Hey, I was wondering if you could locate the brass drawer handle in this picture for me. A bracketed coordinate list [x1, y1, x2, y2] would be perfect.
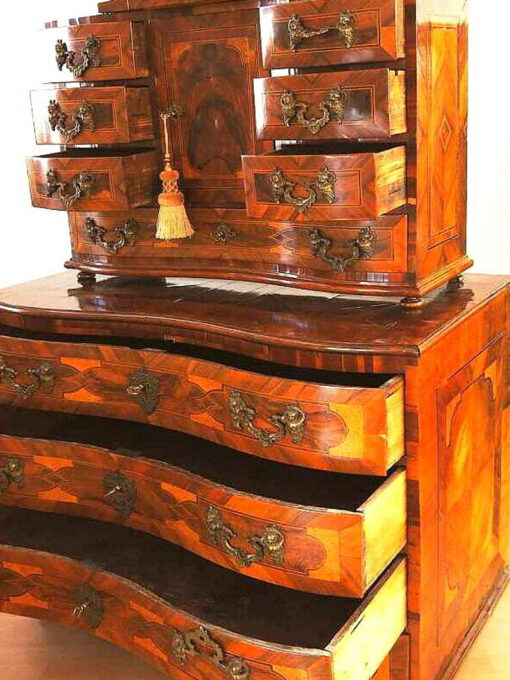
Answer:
[270, 166, 336, 214]
[126, 369, 160, 415]
[48, 100, 96, 143]
[0, 458, 25, 496]
[0, 355, 56, 400]
[55, 35, 102, 78]
[45, 169, 96, 209]
[72, 584, 104, 629]
[168, 625, 251, 680]
[103, 471, 137, 517]
[288, 11, 356, 52]
[211, 223, 236, 244]
[229, 390, 306, 447]
[308, 226, 377, 272]
[280, 87, 348, 135]
[85, 217, 139, 254]
[206, 505, 285, 568]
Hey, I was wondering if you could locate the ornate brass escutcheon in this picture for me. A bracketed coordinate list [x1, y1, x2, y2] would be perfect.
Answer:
[211, 223, 236, 244]
[45, 169, 96, 209]
[206, 505, 285, 568]
[270, 166, 336, 214]
[72, 584, 105, 629]
[55, 35, 102, 78]
[228, 390, 306, 447]
[48, 100, 96, 143]
[85, 217, 139, 254]
[308, 226, 377, 272]
[0, 355, 56, 400]
[168, 625, 251, 680]
[103, 471, 137, 517]
[0, 458, 25, 496]
[280, 86, 348, 135]
[126, 369, 160, 415]
[288, 11, 356, 52]
[165, 104, 185, 120]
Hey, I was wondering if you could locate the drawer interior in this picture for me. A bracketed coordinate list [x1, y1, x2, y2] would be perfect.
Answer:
[0, 506, 399, 649]
[30, 148, 155, 160]
[0, 405, 388, 511]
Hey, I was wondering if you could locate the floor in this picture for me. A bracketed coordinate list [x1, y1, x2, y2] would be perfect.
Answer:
[1, 587, 509, 679]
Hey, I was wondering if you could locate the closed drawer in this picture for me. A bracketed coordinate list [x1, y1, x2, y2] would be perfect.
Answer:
[68, 209, 409, 286]
[27, 149, 157, 212]
[242, 146, 406, 221]
[39, 21, 148, 83]
[261, 0, 405, 70]
[31, 87, 154, 146]
[1, 509, 407, 680]
[0, 406, 406, 597]
[0, 334, 404, 475]
[255, 69, 406, 141]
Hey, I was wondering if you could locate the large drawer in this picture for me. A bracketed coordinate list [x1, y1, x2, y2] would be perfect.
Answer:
[27, 149, 157, 212]
[31, 87, 154, 146]
[0, 406, 406, 597]
[0, 508, 407, 680]
[261, 0, 405, 70]
[242, 146, 406, 221]
[39, 21, 148, 83]
[0, 334, 404, 475]
[254, 69, 406, 141]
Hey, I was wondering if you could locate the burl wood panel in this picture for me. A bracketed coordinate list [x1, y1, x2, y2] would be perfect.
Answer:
[149, 10, 270, 207]
[0, 335, 404, 475]
[0, 431, 406, 597]
[31, 87, 154, 146]
[27, 150, 157, 212]
[39, 21, 148, 83]
[260, 0, 405, 70]
[67, 208, 409, 291]
[0, 542, 406, 680]
[242, 147, 406, 221]
[254, 69, 406, 141]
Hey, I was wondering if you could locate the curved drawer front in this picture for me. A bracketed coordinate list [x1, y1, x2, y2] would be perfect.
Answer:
[0, 430, 406, 596]
[0, 335, 404, 475]
[261, 0, 405, 70]
[31, 87, 154, 146]
[39, 21, 148, 83]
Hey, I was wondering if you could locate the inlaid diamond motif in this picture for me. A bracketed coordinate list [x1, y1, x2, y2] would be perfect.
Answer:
[439, 115, 453, 151]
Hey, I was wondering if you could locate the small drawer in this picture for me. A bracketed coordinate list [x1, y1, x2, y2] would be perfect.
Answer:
[27, 149, 157, 212]
[39, 21, 148, 83]
[1, 508, 407, 680]
[31, 87, 154, 146]
[242, 146, 406, 221]
[0, 406, 406, 597]
[254, 69, 406, 141]
[0, 333, 404, 475]
[261, 0, 405, 70]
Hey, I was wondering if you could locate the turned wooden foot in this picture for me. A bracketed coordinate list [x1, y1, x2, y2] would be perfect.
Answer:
[77, 272, 96, 287]
[447, 274, 465, 291]
[400, 296, 423, 310]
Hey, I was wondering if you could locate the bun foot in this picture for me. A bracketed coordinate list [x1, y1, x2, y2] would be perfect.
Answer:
[77, 272, 96, 287]
[447, 275, 465, 291]
[400, 296, 423, 310]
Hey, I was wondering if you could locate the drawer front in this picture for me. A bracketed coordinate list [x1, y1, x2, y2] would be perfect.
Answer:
[261, 0, 405, 70]
[255, 69, 406, 141]
[0, 336, 404, 475]
[242, 148, 406, 221]
[31, 87, 154, 146]
[40, 21, 148, 83]
[27, 151, 157, 211]
[0, 433, 406, 597]
[68, 209, 409, 285]
[0, 544, 406, 680]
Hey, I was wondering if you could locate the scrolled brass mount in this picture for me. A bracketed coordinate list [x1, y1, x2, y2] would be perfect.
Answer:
[168, 624, 251, 680]
[0, 355, 56, 400]
[288, 10, 356, 52]
[85, 217, 139, 254]
[103, 471, 137, 517]
[308, 226, 377, 272]
[280, 86, 348, 135]
[0, 458, 25, 496]
[206, 505, 285, 568]
[72, 584, 104, 629]
[48, 100, 96, 142]
[228, 390, 306, 447]
[165, 104, 185, 120]
[55, 35, 102, 78]
[270, 166, 336, 214]
[45, 169, 96, 209]
[211, 223, 236, 243]
[126, 369, 160, 415]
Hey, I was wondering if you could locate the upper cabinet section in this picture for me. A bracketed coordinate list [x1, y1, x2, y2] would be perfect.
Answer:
[260, 0, 405, 69]
[39, 21, 149, 83]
